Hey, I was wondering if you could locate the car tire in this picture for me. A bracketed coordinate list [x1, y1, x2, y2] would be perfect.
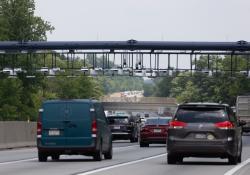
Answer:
[238, 140, 242, 163]
[104, 142, 113, 160]
[167, 154, 177, 164]
[38, 151, 47, 162]
[238, 153, 242, 163]
[228, 155, 238, 165]
[140, 142, 149, 147]
[176, 156, 183, 164]
[135, 137, 138, 142]
[93, 143, 103, 161]
[51, 154, 60, 161]
[139, 141, 145, 147]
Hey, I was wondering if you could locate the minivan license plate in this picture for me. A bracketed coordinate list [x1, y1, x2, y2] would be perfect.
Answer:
[49, 130, 60, 136]
[195, 134, 206, 139]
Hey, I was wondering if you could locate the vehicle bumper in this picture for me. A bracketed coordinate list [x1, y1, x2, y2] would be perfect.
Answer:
[242, 126, 250, 132]
[141, 136, 167, 144]
[167, 139, 236, 157]
[37, 138, 97, 156]
[112, 132, 131, 140]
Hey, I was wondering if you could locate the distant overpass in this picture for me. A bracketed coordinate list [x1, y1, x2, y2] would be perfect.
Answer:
[101, 97, 177, 114]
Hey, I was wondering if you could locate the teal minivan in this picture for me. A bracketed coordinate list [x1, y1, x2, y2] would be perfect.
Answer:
[37, 99, 112, 162]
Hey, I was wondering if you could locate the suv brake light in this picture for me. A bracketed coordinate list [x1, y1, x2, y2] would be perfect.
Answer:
[215, 121, 234, 129]
[169, 121, 187, 129]
[92, 119, 97, 137]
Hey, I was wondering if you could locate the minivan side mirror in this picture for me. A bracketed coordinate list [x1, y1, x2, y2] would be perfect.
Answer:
[239, 120, 247, 127]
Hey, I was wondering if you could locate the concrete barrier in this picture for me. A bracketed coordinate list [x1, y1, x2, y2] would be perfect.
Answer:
[0, 121, 36, 149]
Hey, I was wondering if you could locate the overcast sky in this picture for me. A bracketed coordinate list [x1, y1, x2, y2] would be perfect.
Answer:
[35, 0, 250, 42]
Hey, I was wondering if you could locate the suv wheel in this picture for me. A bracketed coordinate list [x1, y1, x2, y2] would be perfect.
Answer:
[38, 151, 47, 162]
[228, 155, 238, 165]
[238, 140, 242, 163]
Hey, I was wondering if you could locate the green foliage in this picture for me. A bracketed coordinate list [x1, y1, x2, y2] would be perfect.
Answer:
[0, 79, 22, 120]
[143, 83, 155, 97]
[154, 55, 250, 105]
[45, 76, 103, 99]
[0, 0, 54, 41]
[97, 77, 144, 94]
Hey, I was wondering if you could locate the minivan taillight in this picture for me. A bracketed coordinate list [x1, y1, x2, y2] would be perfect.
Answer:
[169, 121, 187, 129]
[215, 121, 234, 130]
[37, 113, 42, 138]
[92, 119, 97, 137]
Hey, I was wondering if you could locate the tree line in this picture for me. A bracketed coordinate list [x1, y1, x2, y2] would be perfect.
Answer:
[0, 0, 143, 121]
[144, 55, 250, 106]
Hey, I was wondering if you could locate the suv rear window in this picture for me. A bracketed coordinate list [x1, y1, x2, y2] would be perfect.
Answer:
[175, 107, 228, 123]
[107, 116, 129, 125]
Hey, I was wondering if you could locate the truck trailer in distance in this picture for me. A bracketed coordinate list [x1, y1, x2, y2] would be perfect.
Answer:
[236, 96, 250, 132]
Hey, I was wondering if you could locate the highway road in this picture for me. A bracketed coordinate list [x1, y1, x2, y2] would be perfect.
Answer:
[0, 136, 250, 175]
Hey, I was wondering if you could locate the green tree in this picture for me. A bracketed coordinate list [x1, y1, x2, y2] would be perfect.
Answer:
[0, 78, 23, 120]
[0, 0, 54, 41]
[0, 0, 54, 121]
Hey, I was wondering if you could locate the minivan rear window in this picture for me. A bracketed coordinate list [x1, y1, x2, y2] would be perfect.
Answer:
[43, 102, 90, 120]
[175, 108, 227, 123]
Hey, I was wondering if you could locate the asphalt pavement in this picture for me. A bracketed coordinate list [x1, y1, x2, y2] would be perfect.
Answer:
[0, 137, 250, 175]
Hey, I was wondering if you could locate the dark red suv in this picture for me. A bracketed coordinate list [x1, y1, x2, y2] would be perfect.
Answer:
[139, 117, 172, 147]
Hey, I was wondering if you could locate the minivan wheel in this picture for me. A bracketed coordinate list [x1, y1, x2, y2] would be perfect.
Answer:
[51, 154, 60, 161]
[176, 156, 183, 164]
[38, 151, 47, 162]
[228, 155, 238, 165]
[238, 153, 242, 163]
[167, 154, 177, 164]
[104, 144, 113, 159]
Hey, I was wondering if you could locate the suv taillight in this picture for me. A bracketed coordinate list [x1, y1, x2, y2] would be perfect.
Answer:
[215, 121, 234, 129]
[169, 121, 187, 129]
[37, 113, 42, 137]
[92, 119, 97, 137]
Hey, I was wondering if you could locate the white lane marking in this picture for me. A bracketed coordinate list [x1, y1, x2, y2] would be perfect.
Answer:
[113, 145, 138, 150]
[224, 158, 250, 175]
[0, 158, 37, 166]
[0, 145, 138, 165]
[77, 153, 167, 175]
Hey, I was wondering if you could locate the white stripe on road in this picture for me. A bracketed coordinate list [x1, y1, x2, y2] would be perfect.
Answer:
[0, 145, 138, 165]
[77, 153, 167, 175]
[113, 145, 138, 150]
[0, 158, 37, 166]
[224, 158, 250, 175]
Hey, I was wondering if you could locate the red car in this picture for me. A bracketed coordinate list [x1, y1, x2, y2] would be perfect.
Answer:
[139, 117, 172, 147]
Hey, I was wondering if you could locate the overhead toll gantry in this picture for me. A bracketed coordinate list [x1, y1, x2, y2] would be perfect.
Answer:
[0, 40, 250, 78]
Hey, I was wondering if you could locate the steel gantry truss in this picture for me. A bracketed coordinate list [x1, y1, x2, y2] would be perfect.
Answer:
[0, 40, 250, 78]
